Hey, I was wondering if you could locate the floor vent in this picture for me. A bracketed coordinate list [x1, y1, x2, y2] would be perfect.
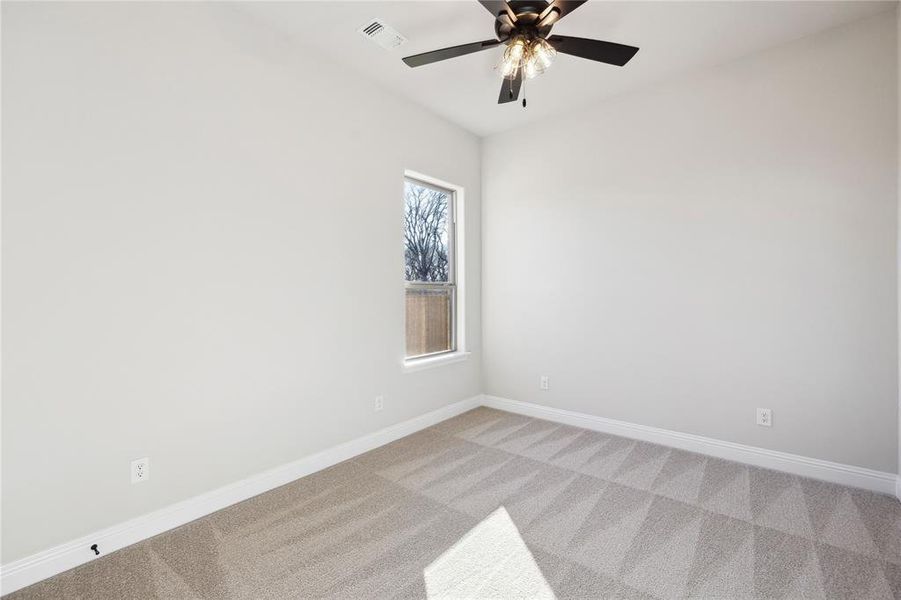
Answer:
[358, 19, 407, 50]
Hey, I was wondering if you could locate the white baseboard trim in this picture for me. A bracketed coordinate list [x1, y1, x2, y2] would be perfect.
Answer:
[0, 395, 481, 596]
[4, 393, 897, 595]
[481, 395, 899, 497]
[896, 475, 901, 502]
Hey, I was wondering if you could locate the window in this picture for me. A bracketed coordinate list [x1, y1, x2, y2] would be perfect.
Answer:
[404, 175, 459, 361]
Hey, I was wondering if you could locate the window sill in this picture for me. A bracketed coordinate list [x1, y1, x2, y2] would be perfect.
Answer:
[402, 351, 471, 373]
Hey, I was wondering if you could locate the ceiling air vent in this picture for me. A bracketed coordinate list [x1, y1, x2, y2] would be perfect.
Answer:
[358, 19, 407, 50]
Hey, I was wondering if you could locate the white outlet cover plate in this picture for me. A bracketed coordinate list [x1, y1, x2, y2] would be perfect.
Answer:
[131, 457, 149, 483]
[756, 408, 772, 427]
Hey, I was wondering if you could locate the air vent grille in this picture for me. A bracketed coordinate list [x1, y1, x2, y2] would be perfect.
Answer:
[362, 22, 384, 36]
[358, 18, 407, 50]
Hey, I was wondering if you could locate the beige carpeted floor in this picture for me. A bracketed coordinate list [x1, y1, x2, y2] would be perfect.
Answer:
[6, 407, 901, 599]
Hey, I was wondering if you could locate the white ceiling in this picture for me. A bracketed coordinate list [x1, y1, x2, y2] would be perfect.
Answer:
[235, 1, 894, 137]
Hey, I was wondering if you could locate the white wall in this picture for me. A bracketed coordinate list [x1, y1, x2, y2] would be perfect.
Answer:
[1, 2, 481, 563]
[897, 4, 901, 485]
[483, 13, 898, 473]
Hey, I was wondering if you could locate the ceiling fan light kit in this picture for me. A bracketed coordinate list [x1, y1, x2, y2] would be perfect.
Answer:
[401, 1, 639, 106]
[501, 36, 556, 81]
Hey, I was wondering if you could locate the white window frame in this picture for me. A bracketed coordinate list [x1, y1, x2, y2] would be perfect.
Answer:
[403, 170, 469, 372]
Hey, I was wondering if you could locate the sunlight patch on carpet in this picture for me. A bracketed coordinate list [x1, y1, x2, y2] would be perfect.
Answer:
[423, 506, 555, 599]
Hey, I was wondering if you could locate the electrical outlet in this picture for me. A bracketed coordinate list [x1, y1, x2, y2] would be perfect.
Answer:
[374, 395, 384, 412]
[131, 457, 149, 484]
[756, 408, 772, 427]
[539, 376, 549, 391]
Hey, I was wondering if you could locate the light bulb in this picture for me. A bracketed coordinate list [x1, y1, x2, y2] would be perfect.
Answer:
[501, 57, 518, 78]
[500, 36, 526, 79]
[507, 37, 526, 62]
[531, 38, 556, 71]
[523, 55, 538, 79]
[501, 47, 519, 77]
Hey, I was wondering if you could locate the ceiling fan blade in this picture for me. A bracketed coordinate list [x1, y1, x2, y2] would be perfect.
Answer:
[538, 1, 587, 26]
[547, 35, 639, 66]
[477, 0, 517, 22]
[403, 39, 502, 68]
[498, 71, 523, 104]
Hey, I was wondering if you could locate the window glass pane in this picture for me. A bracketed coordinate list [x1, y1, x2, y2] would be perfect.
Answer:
[404, 180, 450, 283]
[405, 286, 453, 357]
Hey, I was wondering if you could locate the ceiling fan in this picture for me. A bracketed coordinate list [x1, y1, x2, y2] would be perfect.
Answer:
[402, 1, 639, 106]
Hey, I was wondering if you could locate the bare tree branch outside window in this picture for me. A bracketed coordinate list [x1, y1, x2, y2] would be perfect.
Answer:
[404, 181, 449, 282]
[404, 177, 456, 358]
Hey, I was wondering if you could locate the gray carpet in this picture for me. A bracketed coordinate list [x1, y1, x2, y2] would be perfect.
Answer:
[6, 407, 901, 599]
